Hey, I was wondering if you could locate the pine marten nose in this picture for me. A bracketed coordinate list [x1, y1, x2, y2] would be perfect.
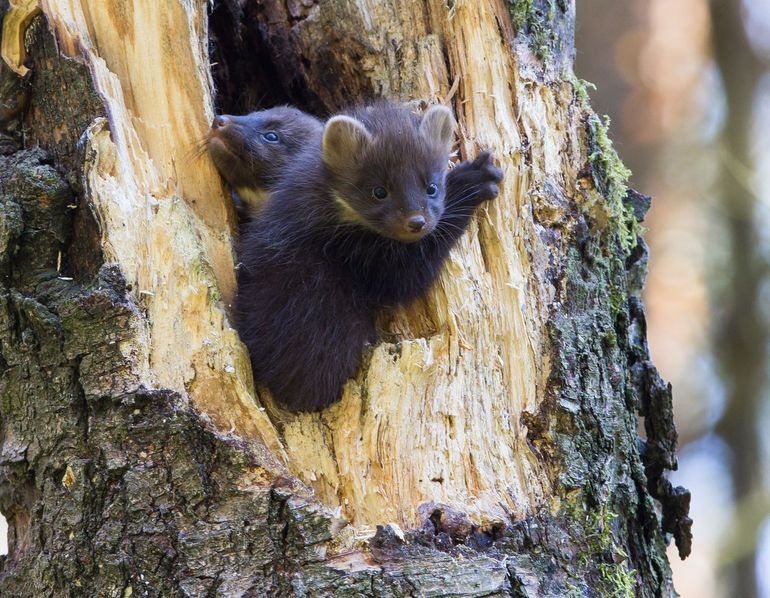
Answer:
[406, 215, 426, 232]
[212, 115, 231, 130]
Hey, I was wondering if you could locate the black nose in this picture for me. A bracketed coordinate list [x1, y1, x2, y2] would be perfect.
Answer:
[406, 215, 426, 232]
[212, 115, 230, 129]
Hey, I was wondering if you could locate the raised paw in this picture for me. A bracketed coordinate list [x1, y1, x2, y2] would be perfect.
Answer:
[447, 150, 503, 206]
[469, 151, 503, 201]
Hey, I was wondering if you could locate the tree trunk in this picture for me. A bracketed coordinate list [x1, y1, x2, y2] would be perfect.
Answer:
[0, 1, 690, 596]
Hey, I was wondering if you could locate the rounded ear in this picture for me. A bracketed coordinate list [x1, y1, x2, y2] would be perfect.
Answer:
[419, 105, 456, 151]
[322, 115, 372, 172]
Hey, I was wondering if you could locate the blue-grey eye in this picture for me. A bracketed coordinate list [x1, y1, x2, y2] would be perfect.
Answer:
[426, 183, 438, 197]
[372, 186, 388, 200]
[261, 131, 280, 143]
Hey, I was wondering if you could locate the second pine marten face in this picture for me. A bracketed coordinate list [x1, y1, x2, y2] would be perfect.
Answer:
[208, 106, 322, 207]
[321, 104, 455, 243]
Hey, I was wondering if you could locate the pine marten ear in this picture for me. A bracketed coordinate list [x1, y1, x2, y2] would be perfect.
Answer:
[322, 115, 372, 172]
[419, 105, 455, 152]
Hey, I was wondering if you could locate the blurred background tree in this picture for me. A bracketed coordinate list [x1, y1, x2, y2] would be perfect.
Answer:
[576, 0, 770, 596]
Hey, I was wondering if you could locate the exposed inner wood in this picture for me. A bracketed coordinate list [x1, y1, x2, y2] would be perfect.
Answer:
[1, 0, 582, 528]
[4, 0, 289, 468]
[1, 0, 41, 76]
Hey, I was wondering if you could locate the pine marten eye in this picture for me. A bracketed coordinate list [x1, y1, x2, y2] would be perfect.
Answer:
[260, 131, 280, 144]
[426, 183, 438, 197]
[372, 186, 388, 200]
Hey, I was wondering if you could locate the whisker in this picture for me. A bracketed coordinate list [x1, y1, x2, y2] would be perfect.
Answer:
[180, 136, 212, 165]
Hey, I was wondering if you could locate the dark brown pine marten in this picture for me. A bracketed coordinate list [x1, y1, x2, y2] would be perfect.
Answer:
[236, 102, 503, 412]
[207, 106, 323, 215]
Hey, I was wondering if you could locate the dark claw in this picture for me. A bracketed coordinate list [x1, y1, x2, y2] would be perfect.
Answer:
[445, 150, 504, 207]
[466, 151, 503, 202]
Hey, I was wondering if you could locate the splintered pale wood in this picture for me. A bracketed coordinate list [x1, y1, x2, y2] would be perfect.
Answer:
[1, 0, 287, 465]
[269, 0, 577, 527]
[1, 0, 41, 76]
[2, 0, 579, 528]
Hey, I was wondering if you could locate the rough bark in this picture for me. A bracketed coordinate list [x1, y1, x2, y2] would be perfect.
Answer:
[0, 1, 689, 596]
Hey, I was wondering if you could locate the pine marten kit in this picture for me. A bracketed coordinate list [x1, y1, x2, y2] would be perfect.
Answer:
[208, 101, 502, 411]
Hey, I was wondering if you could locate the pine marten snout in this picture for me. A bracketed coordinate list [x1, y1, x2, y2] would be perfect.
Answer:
[207, 106, 322, 214]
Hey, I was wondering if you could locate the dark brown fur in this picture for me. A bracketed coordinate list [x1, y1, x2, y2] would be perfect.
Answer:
[236, 102, 502, 411]
[207, 106, 323, 214]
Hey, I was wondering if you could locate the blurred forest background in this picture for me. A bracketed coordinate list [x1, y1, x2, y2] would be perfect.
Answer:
[576, 0, 770, 596]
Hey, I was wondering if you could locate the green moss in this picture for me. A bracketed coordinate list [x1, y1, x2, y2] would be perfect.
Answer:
[587, 114, 638, 253]
[558, 502, 638, 597]
[564, 582, 585, 598]
[507, 0, 558, 60]
[602, 329, 618, 348]
[588, 114, 632, 199]
[568, 75, 640, 255]
[509, 0, 534, 29]
[598, 562, 637, 598]
[608, 269, 626, 317]
[569, 75, 596, 104]
[587, 506, 617, 552]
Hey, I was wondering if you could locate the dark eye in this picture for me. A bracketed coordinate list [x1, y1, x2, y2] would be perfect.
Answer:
[426, 183, 438, 197]
[261, 131, 280, 144]
[372, 186, 388, 200]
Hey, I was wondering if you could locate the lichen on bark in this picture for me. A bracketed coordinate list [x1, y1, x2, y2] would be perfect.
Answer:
[507, 0, 573, 68]
[522, 134, 683, 596]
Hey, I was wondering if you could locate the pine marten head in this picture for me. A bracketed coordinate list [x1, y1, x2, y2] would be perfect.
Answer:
[208, 106, 322, 206]
[321, 103, 455, 243]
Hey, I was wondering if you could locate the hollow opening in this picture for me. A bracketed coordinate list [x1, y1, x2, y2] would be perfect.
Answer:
[208, 1, 323, 115]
